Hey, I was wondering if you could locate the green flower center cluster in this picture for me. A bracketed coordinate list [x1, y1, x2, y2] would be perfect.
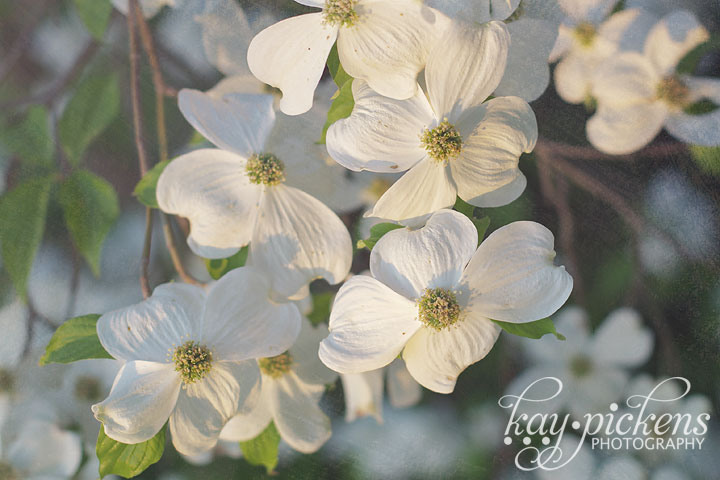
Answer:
[173, 341, 213, 384]
[656, 75, 690, 107]
[258, 353, 293, 378]
[75, 376, 103, 402]
[246, 153, 286, 186]
[418, 288, 461, 331]
[421, 120, 463, 163]
[0, 368, 14, 393]
[570, 355, 593, 378]
[323, 0, 359, 27]
[0, 462, 19, 480]
[574, 22, 597, 47]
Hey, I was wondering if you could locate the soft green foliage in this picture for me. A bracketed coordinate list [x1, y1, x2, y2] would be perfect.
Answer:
[308, 291, 334, 326]
[240, 422, 281, 474]
[59, 170, 120, 276]
[59, 73, 120, 166]
[0, 106, 54, 171]
[327, 45, 352, 88]
[97, 424, 166, 478]
[356, 222, 404, 250]
[0, 176, 53, 299]
[684, 99, 719, 116]
[319, 45, 354, 143]
[453, 197, 491, 245]
[74, 0, 112, 40]
[690, 145, 720, 176]
[40, 314, 113, 365]
[134, 159, 171, 208]
[676, 34, 720, 74]
[492, 318, 565, 340]
[204, 246, 249, 279]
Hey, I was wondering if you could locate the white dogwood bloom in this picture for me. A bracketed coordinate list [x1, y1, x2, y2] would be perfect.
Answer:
[550, 2, 656, 104]
[92, 267, 301, 456]
[505, 306, 653, 419]
[220, 318, 337, 453]
[247, 0, 446, 115]
[319, 210, 573, 393]
[157, 92, 352, 300]
[327, 21, 538, 225]
[588, 10, 719, 154]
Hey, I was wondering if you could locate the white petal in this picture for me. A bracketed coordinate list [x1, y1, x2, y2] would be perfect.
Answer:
[370, 209, 478, 299]
[666, 78, 720, 146]
[6, 421, 82, 477]
[587, 103, 667, 155]
[553, 53, 594, 104]
[319, 275, 420, 373]
[202, 267, 302, 361]
[461, 221, 573, 323]
[645, 10, 710, 76]
[92, 361, 181, 444]
[170, 360, 260, 456]
[340, 370, 384, 423]
[337, 1, 441, 100]
[594, 7, 657, 55]
[590, 308, 653, 367]
[556, 0, 616, 24]
[219, 386, 273, 442]
[326, 79, 434, 173]
[248, 13, 338, 115]
[451, 96, 536, 207]
[294, 0, 324, 7]
[178, 89, 275, 157]
[156, 149, 262, 259]
[365, 158, 457, 224]
[386, 358, 422, 408]
[290, 318, 339, 386]
[591, 52, 659, 106]
[97, 283, 205, 362]
[495, 18, 557, 101]
[403, 316, 500, 393]
[425, 20, 510, 119]
[250, 185, 352, 299]
[523, 306, 590, 363]
[270, 372, 331, 453]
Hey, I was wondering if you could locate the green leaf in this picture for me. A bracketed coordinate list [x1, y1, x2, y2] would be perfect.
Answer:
[308, 292, 334, 326]
[39, 314, 112, 365]
[0, 176, 53, 299]
[356, 222, 403, 250]
[676, 34, 720, 74]
[74, 0, 112, 40]
[59, 73, 120, 166]
[204, 247, 249, 280]
[97, 424, 165, 478]
[453, 197, 491, 245]
[326, 44, 352, 88]
[690, 145, 720, 176]
[59, 170, 120, 276]
[133, 159, 171, 208]
[318, 78, 354, 144]
[0, 106, 54, 171]
[492, 318, 565, 341]
[240, 422, 281, 474]
[683, 99, 719, 116]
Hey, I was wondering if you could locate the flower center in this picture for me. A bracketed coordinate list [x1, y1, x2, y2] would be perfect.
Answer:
[0, 462, 19, 480]
[418, 288, 461, 331]
[0, 368, 14, 393]
[258, 353, 293, 378]
[574, 22, 596, 47]
[173, 341, 213, 384]
[570, 355, 593, 378]
[420, 120, 463, 163]
[656, 75, 690, 107]
[75, 376, 103, 402]
[246, 153, 286, 186]
[323, 0, 359, 27]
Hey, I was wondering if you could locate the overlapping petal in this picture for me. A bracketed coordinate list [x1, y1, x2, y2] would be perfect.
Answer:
[219, 387, 273, 442]
[590, 308, 653, 368]
[644, 10, 709, 76]
[591, 52, 658, 106]
[341, 370, 384, 422]
[587, 103, 667, 155]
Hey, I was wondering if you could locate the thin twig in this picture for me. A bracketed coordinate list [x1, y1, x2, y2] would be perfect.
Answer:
[135, 10, 178, 98]
[162, 215, 200, 285]
[141, 208, 155, 298]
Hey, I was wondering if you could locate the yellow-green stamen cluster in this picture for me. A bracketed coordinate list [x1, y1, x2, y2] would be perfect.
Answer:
[574, 22, 596, 47]
[173, 341, 213, 384]
[323, 0, 359, 27]
[0, 368, 14, 393]
[420, 120, 463, 163]
[75, 376, 102, 402]
[0, 462, 19, 480]
[418, 288, 461, 331]
[258, 353, 293, 378]
[570, 355, 593, 377]
[246, 153, 286, 186]
[656, 76, 690, 107]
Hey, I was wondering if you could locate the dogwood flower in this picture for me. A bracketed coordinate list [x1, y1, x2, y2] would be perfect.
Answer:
[157, 92, 352, 300]
[504, 306, 653, 418]
[327, 21, 538, 225]
[247, 0, 445, 115]
[220, 318, 337, 453]
[92, 267, 301, 456]
[588, 10, 719, 154]
[550, 2, 656, 104]
[319, 210, 573, 393]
